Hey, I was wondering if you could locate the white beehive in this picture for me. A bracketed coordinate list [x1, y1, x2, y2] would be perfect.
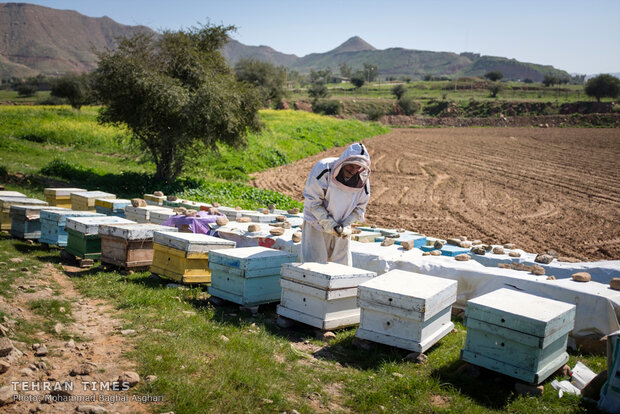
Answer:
[125, 205, 171, 223]
[277, 262, 376, 330]
[355, 270, 457, 353]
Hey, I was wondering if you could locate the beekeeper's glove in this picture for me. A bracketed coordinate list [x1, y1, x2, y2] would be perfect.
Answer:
[339, 226, 352, 238]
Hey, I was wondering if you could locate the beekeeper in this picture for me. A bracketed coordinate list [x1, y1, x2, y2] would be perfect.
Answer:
[301, 142, 371, 266]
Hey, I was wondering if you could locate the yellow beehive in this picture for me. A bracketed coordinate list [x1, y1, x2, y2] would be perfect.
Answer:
[44, 188, 86, 208]
[71, 191, 115, 211]
[150, 243, 211, 283]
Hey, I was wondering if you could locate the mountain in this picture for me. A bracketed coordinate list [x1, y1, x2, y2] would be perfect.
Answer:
[0, 3, 572, 82]
[0, 2, 153, 78]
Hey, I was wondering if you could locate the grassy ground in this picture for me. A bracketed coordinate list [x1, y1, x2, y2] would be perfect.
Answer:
[0, 105, 608, 413]
[0, 235, 606, 413]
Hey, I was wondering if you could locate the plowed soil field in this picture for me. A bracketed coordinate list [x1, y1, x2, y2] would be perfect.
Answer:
[251, 127, 620, 261]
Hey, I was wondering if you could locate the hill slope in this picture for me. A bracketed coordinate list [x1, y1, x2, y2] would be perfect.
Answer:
[0, 3, 571, 81]
[0, 2, 153, 77]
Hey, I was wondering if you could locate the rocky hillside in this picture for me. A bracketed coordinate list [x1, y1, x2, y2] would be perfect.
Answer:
[1, 3, 571, 82]
[0, 2, 153, 78]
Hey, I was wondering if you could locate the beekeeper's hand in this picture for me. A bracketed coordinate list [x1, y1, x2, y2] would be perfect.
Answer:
[339, 226, 352, 238]
[318, 217, 338, 234]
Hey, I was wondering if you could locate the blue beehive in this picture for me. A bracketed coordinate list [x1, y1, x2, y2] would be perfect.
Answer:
[208, 246, 297, 306]
[40, 210, 104, 246]
[461, 288, 575, 384]
[9, 206, 68, 240]
[420, 244, 471, 257]
[375, 233, 427, 248]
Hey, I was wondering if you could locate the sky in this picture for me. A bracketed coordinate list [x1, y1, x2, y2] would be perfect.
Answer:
[12, 0, 620, 75]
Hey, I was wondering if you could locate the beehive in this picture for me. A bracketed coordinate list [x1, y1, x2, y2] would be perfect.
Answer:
[355, 270, 457, 353]
[180, 200, 211, 211]
[208, 246, 298, 306]
[0, 196, 47, 231]
[95, 198, 131, 217]
[461, 288, 576, 384]
[240, 211, 279, 223]
[216, 206, 246, 221]
[351, 231, 381, 242]
[99, 223, 175, 269]
[375, 233, 427, 248]
[420, 244, 471, 257]
[64, 216, 134, 259]
[124, 205, 172, 223]
[277, 262, 377, 330]
[43, 188, 86, 208]
[39, 210, 104, 246]
[70, 191, 115, 211]
[143, 193, 166, 206]
[9, 206, 69, 240]
[148, 208, 176, 225]
[0, 191, 26, 198]
[150, 231, 235, 284]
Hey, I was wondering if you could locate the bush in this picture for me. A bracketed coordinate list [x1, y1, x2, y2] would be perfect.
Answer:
[312, 100, 342, 115]
[0, 165, 7, 179]
[391, 84, 406, 99]
[397, 96, 421, 115]
[366, 107, 385, 121]
[423, 100, 451, 116]
[488, 83, 502, 98]
[16, 84, 37, 97]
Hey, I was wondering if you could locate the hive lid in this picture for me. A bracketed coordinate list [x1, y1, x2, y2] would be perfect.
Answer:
[65, 216, 135, 235]
[208, 246, 297, 270]
[466, 288, 576, 338]
[40, 210, 104, 223]
[71, 191, 116, 199]
[0, 197, 48, 211]
[153, 231, 235, 253]
[0, 191, 26, 198]
[281, 262, 376, 290]
[43, 188, 86, 197]
[98, 223, 176, 239]
[94, 198, 131, 209]
[9, 205, 69, 218]
[358, 270, 457, 319]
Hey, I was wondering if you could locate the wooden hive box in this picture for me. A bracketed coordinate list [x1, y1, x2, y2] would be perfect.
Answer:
[461, 288, 576, 384]
[98, 223, 176, 269]
[70, 191, 116, 211]
[355, 270, 457, 353]
[65, 216, 134, 260]
[180, 200, 211, 211]
[40, 210, 104, 246]
[207, 246, 298, 306]
[44, 188, 86, 208]
[95, 198, 131, 217]
[375, 233, 427, 248]
[420, 244, 471, 257]
[0, 191, 26, 198]
[151, 231, 235, 284]
[0, 197, 47, 231]
[124, 205, 170, 223]
[148, 208, 175, 225]
[143, 193, 166, 206]
[240, 211, 279, 223]
[9, 206, 69, 240]
[277, 262, 377, 330]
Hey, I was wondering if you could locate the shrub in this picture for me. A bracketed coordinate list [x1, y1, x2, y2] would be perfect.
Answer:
[0, 165, 7, 178]
[391, 84, 406, 99]
[423, 100, 450, 116]
[312, 100, 342, 115]
[16, 84, 37, 97]
[488, 83, 502, 98]
[397, 96, 421, 115]
[366, 107, 385, 121]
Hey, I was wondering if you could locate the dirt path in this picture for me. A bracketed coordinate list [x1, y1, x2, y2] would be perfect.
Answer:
[0, 261, 150, 413]
[250, 127, 620, 261]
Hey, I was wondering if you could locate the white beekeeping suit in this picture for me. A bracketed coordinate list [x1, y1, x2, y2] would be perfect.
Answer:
[301, 142, 371, 266]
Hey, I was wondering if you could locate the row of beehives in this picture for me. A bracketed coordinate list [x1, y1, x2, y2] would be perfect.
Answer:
[1, 188, 579, 385]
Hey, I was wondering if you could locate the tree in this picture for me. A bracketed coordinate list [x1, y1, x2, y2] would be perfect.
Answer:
[391, 84, 406, 99]
[16, 83, 37, 97]
[51, 73, 91, 109]
[484, 71, 503, 82]
[234, 58, 287, 107]
[308, 83, 329, 99]
[542, 75, 559, 87]
[488, 83, 502, 98]
[339, 62, 352, 79]
[350, 74, 365, 89]
[397, 96, 420, 115]
[93, 24, 262, 182]
[584, 74, 620, 102]
[363, 63, 378, 82]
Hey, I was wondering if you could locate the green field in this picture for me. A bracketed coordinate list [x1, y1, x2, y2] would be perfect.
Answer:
[0, 106, 607, 413]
